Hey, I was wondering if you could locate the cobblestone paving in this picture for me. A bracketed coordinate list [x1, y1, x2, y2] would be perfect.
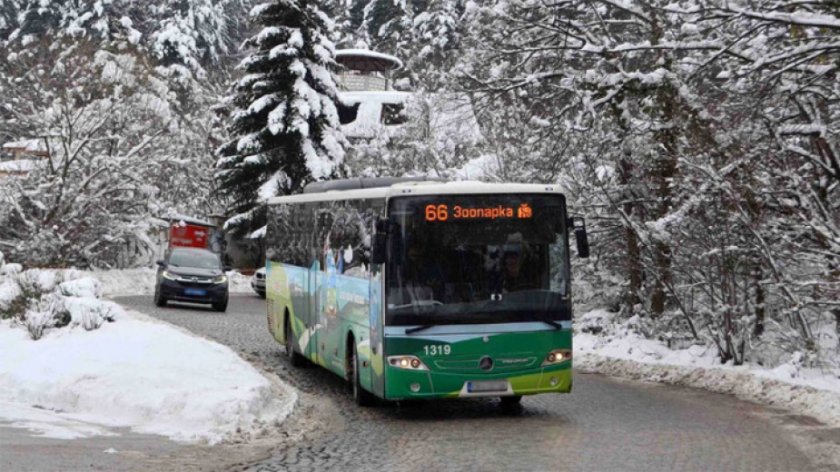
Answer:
[117, 295, 830, 472]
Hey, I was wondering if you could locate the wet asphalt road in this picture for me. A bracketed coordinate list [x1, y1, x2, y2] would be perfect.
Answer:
[116, 294, 837, 472]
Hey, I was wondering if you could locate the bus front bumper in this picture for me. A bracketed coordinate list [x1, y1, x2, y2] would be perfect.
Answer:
[384, 363, 572, 400]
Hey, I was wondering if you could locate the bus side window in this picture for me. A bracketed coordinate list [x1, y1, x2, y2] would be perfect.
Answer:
[315, 201, 336, 272]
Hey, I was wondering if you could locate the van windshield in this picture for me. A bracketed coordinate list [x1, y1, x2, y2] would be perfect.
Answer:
[169, 249, 221, 270]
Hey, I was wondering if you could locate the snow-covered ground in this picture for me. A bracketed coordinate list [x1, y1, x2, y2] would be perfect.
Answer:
[575, 308, 840, 427]
[0, 256, 293, 444]
[0, 309, 295, 443]
[93, 267, 254, 297]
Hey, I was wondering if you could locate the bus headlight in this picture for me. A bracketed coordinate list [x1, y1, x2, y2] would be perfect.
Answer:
[387, 355, 429, 371]
[542, 349, 572, 366]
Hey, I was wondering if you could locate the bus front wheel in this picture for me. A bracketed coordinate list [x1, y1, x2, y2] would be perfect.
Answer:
[500, 395, 522, 407]
[350, 344, 376, 407]
[285, 315, 306, 367]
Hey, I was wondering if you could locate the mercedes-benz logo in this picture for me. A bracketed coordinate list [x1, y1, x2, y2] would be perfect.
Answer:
[479, 356, 494, 371]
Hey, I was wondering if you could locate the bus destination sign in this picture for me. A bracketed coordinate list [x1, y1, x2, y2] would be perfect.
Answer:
[424, 203, 533, 222]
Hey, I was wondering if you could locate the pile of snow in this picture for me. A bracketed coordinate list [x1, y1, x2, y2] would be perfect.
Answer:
[92, 267, 253, 297]
[0, 308, 295, 443]
[0, 251, 295, 443]
[575, 309, 840, 426]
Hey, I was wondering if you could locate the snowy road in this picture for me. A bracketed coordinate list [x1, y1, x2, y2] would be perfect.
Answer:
[116, 294, 837, 472]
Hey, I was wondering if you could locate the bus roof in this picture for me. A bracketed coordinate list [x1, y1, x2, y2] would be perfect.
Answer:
[267, 181, 564, 205]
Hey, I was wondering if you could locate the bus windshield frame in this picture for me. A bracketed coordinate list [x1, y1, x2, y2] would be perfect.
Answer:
[385, 193, 570, 327]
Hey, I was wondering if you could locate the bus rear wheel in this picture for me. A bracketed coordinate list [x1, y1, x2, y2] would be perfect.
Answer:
[349, 344, 376, 407]
[285, 315, 306, 367]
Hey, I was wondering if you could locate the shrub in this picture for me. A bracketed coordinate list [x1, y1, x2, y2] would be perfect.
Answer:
[0, 252, 120, 339]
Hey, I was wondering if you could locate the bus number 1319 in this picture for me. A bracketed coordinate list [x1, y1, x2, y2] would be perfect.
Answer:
[424, 344, 451, 356]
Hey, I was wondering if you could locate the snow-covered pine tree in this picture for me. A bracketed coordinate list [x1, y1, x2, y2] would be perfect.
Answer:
[216, 0, 346, 236]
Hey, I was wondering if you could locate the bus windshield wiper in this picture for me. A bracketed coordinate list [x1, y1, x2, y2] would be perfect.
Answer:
[405, 324, 436, 335]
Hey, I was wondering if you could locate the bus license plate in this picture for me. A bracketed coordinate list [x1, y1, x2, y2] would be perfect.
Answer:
[184, 288, 206, 297]
[467, 380, 508, 393]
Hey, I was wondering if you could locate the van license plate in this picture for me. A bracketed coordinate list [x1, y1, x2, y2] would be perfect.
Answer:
[184, 288, 206, 296]
[467, 380, 508, 393]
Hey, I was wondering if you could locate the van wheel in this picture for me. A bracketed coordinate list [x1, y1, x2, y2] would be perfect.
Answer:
[285, 315, 306, 367]
[349, 344, 376, 407]
[212, 299, 227, 312]
[154, 288, 167, 307]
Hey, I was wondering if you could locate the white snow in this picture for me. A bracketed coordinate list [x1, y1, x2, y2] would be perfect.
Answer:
[0, 310, 295, 443]
[0, 159, 39, 173]
[163, 213, 216, 228]
[338, 91, 411, 139]
[0, 279, 21, 311]
[453, 154, 500, 180]
[335, 49, 403, 70]
[576, 308, 840, 426]
[0, 401, 117, 440]
[2, 139, 47, 153]
[92, 268, 254, 297]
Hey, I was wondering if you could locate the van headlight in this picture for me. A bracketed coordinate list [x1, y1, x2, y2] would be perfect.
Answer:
[162, 270, 178, 281]
[213, 275, 228, 284]
[542, 349, 572, 366]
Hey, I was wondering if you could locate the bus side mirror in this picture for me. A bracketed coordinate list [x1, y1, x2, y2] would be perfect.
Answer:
[569, 217, 590, 258]
[371, 218, 388, 265]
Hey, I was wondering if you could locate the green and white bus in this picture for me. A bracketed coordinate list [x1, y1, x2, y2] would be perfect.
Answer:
[264, 178, 589, 405]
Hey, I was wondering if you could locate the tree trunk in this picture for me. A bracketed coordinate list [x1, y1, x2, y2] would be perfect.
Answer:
[619, 157, 642, 307]
[650, 84, 679, 317]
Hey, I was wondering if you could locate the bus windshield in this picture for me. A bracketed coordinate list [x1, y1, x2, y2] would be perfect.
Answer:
[386, 194, 569, 326]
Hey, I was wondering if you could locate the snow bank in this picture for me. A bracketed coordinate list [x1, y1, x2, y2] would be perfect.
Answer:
[0, 309, 296, 444]
[576, 309, 840, 426]
[93, 267, 253, 297]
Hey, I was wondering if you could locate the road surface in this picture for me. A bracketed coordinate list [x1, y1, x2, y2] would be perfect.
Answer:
[115, 294, 839, 472]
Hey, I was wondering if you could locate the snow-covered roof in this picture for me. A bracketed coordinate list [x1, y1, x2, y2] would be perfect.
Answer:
[2, 139, 47, 154]
[335, 49, 403, 71]
[164, 213, 216, 227]
[0, 159, 38, 173]
[268, 181, 563, 205]
[339, 91, 411, 105]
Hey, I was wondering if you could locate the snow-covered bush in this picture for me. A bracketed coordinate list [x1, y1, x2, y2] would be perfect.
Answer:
[0, 252, 121, 340]
[0, 4, 226, 269]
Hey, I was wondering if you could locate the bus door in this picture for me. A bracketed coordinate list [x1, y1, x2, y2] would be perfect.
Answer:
[369, 271, 385, 397]
[305, 259, 320, 364]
